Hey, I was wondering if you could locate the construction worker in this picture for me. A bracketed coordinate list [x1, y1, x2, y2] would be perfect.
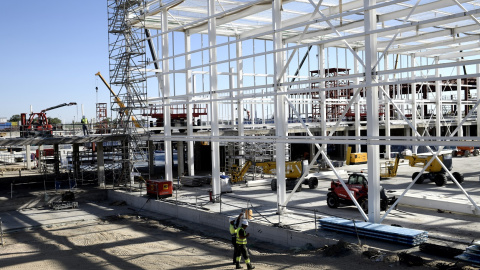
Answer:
[81, 116, 89, 136]
[235, 219, 254, 269]
[229, 212, 243, 265]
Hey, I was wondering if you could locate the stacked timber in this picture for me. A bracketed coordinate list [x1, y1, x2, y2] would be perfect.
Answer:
[319, 217, 428, 246]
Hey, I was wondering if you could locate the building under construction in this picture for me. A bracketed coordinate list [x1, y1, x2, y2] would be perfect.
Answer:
[1, 0, 480, 265]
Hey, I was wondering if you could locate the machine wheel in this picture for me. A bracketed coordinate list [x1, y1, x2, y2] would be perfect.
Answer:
[271, 179, 277, 191]
[295, 184, 303, 192]
[452, 172, 464, 184]
[360, 198, 368, 213]
[380, 199, 388, 211]
[326, 193, 339, 208]
[434, 174, 447, 186]
[452, 150, 458, 157]
[308, 178, 318, 189]
[474, 149, 479, 156]
[464, 151, 471, 157]
[412, 172, 425, 184]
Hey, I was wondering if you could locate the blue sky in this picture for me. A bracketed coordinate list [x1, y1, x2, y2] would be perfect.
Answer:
[0, 1, 111, 123]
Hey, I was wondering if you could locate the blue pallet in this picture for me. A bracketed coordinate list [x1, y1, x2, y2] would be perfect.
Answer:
[319, 217, 428, 246]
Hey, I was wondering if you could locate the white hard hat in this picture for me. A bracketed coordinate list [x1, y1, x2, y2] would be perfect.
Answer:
[242, 219, 249, 226]
[229, 217, 236, 222]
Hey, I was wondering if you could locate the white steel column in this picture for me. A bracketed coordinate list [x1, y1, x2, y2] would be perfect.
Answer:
[477, 64, 480, 137]
[230, 67, 235, 126]
[411, 54, 418, 154]
[319, 45, 327, 153]
[365, 0, 381, 222]
[162, 9, 173, 181]
[384, 53, 390, 159]
[185, 31, 195, 176]
[457, 64, 463, 137]
[208, 0, 221, 200]
[26, 145, 32, 170]
[273, 0, 287, 214]
[236, 36, 245, 166]
[435, 57, 442, 137]
[354, 49, 361, 153]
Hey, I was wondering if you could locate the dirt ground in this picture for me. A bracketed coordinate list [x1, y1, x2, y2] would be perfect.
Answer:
[0, 214, 475, 270]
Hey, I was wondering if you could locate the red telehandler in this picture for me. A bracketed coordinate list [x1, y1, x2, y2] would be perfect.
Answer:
[20, 102, 77, 137]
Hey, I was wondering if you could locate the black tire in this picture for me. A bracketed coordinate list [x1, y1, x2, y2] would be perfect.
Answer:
[271, 179, 277, 191]
[296, 184, 302, 192]
[474, 149, 479, 156]
[326, 193, 339, 208]
[464, 151, 471, 157]
[308, 178, 318, 189]
[434, 174, 447, 186]
[360, 198, 368, 213]
[452, 172, 464, 184]
[453, 150, 458, 157]
[380, 199, 388, 211]
[412, 172, 425, 184]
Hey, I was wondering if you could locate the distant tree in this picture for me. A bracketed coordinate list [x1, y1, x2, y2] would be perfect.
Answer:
[48, 117, 62, 124]
[9, 114, 21, 123]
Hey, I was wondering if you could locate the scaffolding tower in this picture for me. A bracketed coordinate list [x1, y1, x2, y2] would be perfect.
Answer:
[107, 0, 148, 186]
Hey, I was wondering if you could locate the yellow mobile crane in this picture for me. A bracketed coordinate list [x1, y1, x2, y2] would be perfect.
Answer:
[95, 72, 141, 128]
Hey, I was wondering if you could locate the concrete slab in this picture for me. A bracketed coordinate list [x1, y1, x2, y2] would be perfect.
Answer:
[0, 202, 128, 233]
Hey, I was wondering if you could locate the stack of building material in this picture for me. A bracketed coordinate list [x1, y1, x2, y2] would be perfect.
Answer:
[455, 241, 480, 266]
[180, 176, 210, 187]
[319, 217, 428, 246]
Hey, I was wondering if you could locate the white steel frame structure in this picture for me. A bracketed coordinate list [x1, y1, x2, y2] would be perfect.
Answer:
[111, 0, 480, 223]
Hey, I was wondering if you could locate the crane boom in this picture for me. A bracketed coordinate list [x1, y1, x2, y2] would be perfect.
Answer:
[41, 102, 77, 113]
[95, 71, 141, 128]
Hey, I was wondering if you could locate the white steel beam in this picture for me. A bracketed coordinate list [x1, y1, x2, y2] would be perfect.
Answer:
[242, 0, 375, 40]
[415, 42, 480, 58]
[188, 0, 290, 34]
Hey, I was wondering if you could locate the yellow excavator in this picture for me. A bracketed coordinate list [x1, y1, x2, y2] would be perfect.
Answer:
[95, 72, 141, 128]
[231, 160, 321, 191]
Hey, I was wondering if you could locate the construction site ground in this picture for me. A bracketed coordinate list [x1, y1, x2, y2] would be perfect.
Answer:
[0, 154, 479, 269]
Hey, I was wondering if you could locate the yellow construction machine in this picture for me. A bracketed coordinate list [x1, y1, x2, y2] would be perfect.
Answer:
[95, 72, 142, 128]
[230, 160, 321, 191]
[402, 151, 464, 186]
[380, 154, 401, 178]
